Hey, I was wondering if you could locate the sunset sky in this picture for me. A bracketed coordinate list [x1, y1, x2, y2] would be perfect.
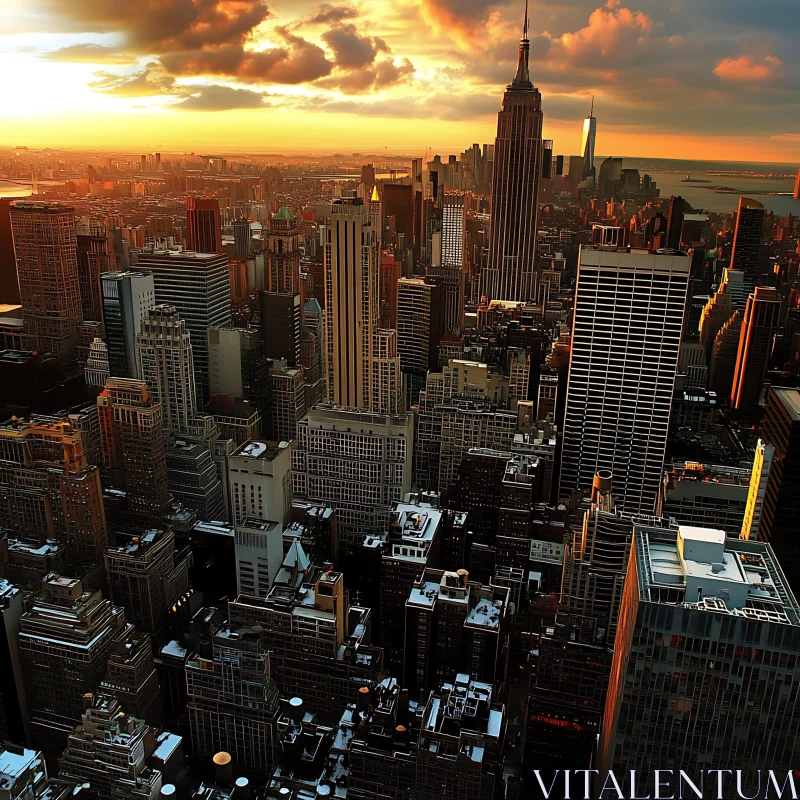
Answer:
[1, 0, 799, 162]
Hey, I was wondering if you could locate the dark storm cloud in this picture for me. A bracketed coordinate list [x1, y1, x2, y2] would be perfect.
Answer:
[175, 84, 268, 110]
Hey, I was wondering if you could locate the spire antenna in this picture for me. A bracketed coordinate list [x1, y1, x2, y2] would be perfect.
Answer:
[590, 94, 594, 117]
[523, 0, 529, 38]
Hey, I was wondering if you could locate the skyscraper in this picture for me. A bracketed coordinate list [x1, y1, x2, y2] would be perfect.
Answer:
[0, 414, 108, 569]
[11, 203, 82, 358]
[708, 310, 742, 400]
[136, 305, 197, 436]
[599, 526, 800, 795]
[261, 292, 302, 368]
[97, 378, 170, 517]
[134, 250, 231, 399]
[266, 207, 300, 294]
[232, 219, 251, 262]
[185, 197, 223, 254]
[481, 9, 544, 302]
[730, 286, 780, 411]
[560, 233, 690, 513]
[396, 276, 446, 405]
[730, 196, 765, 289]
[101, 271, 156, 379]
[76, 234, 117, 323]
[0, 198, 20, 305]
[427, 193, 466, 332]
[754, 387, 800, 592]
[19, 574, 126, 746]
[580, 101, 597, 181]
[324, 194, 402, 414]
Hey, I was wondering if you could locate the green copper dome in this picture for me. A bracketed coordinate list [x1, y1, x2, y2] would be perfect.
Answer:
[272, 206, 295, 220]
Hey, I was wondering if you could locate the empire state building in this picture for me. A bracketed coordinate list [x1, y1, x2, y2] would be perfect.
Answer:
[481, 5, 544, 303]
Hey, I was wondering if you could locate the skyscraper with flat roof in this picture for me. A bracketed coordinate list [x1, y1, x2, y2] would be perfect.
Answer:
[560, 235, 690, 513]
[185, 197, 222, 254]
[134, 249, 231, 399]
[730, 196, 765, 289]
[756, 387, 800, 592]
[101, 271, 156, 379]
[599, 526, 800, 796]
[11, 202, 82, 358]
[481, 13, 543, 302]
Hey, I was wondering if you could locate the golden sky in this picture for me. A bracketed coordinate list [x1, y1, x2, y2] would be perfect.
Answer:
[1, 0, 799, 162]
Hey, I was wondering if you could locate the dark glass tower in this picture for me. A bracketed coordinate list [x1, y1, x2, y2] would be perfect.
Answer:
[480, 2, 543, 303]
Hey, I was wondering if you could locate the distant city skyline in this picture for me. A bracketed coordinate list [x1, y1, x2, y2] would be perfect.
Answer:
[1, 0, 798, 162]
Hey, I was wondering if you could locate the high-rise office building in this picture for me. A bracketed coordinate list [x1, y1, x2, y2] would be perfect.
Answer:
[261, 292, 302, 368]
[208, 327, 270, 408]
[657, 461, 750, 536]
[580, 105, 597, 181]
[397, 277, 446, 405]
[324, 194, 402, 414]
[730, 286, 780, 411]
[228, 567, 383, 713]
[427, 194, 466, 332]
[19, 574, 126, 745]
[755, 387, 800, 591]
[480, 16, 543, 302]
[708, 310, 742, 400]
[266, 207, 300, 294]
[227, 440, 293, 526]
[698, 282, 733, 364]
[105, 527, 190, 635]
[665, 195, 689, 251]
[136, 305, 197, 435]
[58, 694, 162, 800]
[186, 621, 280, 774]
[0, 198, 20, 305]
[77, 234, 117, 323]
[101, 271, 156, 379]
[269, 360, 307, 442]
[185, 197, 222, 254]
[232, 219, 251, 262]
[404, 568, 509, 695]
[97, 378, 170, 517]
[292, 405, 414, 554]
[560, 236, 690, 513]
[0, 414, 108, 568]
[134, 250, 231, 399]
[599, 526, 800, 795]
[234, 518, 284, 597]
[11, 203, 82, 358]
[730, 196, 765, 289]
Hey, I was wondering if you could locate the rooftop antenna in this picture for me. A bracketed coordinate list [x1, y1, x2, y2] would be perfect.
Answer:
[590, 94, 595, 118]
[523, 0, 529, 38]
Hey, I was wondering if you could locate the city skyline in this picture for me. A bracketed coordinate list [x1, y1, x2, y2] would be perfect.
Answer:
[1, 0, 799, 162]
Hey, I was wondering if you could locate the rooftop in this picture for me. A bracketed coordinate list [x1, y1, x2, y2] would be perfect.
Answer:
[232, 439, 291, 460]
[638, 524, 800, 626]
[772, 387, 800, 422]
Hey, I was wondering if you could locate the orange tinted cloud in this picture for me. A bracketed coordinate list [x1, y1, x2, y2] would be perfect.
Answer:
[713, 55, 778, 82]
